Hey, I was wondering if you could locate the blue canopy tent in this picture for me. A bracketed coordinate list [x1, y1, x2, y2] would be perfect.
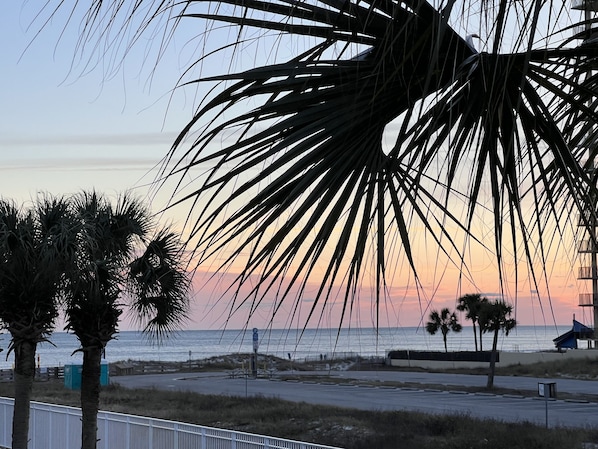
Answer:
[553, 319, 594, 350]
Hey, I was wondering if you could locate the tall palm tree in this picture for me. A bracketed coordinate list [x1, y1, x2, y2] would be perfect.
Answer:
[0, 196, 77, 449]
[425, 308, 462, 352]
[64, 191, 190, 449]
[456, 294, 488, 352]
[45, 1, 598, 327]
[480, 300, 517, 388]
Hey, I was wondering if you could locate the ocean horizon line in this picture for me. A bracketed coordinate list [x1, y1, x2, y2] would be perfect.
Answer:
[53, 323, 571, 334]
[0, 325, 574, 370]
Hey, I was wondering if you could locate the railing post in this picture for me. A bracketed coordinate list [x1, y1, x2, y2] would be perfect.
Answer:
[125, 414, 130, 449]
[30, 403, 35, 449]
[65, 405, 70, 449]
[48, 404, 53, 449]
[1, 400, 9, 449]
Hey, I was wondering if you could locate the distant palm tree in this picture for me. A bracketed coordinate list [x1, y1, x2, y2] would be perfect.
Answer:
[456, 294, 488, 352]
[64, 191, 190, 449]
[480, 300, 517, 388]
[45, 1, 598, 327]
[0, 196, 77, 449]
[425, 308, 463, 352]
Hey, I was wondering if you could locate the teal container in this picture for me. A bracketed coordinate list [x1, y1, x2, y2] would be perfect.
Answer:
[64, 364, 82, 390]
[64, 363, 109, 389]
[100, 361, 109, 386]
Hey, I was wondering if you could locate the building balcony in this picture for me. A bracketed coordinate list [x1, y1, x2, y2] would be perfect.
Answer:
[572, 0, 598, 11]
[571, 25, 598, 40]
[579, 240, 598, 253]
[578, 212, 598, 227]
[579, 266, 598, 279]
[579, 293, 598, 306]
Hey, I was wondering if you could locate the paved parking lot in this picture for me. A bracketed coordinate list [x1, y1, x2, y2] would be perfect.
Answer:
[113, 370, 598, 428]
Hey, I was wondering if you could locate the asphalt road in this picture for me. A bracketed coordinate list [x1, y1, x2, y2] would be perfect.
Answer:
[112, 370, 598, 429]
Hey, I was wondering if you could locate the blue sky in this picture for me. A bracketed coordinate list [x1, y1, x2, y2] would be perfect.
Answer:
[0, 2, 313, 331]
[0, 2, 215, 329]
[0, 3, 188, 210]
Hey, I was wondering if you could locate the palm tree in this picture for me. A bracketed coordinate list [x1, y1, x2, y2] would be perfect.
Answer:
[0, 196, 77, 449]
[64, 191, 190, 449]
[425, 308, 462, 352]
[45, 2, 598, 328]
[480, 300, 517, 388]
[456, 294, 488, 352]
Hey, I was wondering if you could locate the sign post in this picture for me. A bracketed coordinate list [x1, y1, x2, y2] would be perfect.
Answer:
[538, 382, 557, 428]
[251, 328, 259, 378]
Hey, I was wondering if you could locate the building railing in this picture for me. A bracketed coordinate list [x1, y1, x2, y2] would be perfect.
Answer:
[572, 0, 598, 11]
[571, 24, 598, 36]
[579, 293, 597, 306]
[577, 212, 598, 226]
[0, 397, 342, 449]
[578, 266, 598, 279]
[579, 240, 597, 253]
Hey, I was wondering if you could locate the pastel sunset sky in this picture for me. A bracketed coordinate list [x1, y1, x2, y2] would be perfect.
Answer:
[0, 2, 588, 331]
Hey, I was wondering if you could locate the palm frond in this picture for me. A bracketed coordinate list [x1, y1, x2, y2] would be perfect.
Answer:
[128, 228, 191, 340]
[156, 1, 598, 328]
[47, 0, 598, 329]
[0, 196, 76, 345]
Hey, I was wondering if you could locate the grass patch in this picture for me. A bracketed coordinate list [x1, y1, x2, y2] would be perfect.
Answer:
[0, 380, 595, 449]
[354, 353, 598, 381]
[494, 356, 598, 379]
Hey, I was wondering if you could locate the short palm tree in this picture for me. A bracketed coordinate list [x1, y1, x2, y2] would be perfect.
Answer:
[45, 1, 598, 327]
[425, 308, 463, 352]
[0, 196, 77, 449]
[64, 191, 190, 449]
[480, 300, 517, 388]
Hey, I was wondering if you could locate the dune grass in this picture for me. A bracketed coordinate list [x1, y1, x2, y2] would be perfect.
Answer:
[494, 356, 598, 379]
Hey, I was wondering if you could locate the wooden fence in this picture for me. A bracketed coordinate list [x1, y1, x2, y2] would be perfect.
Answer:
[0, 366, 64, 383]
[110, 361, 207, 376]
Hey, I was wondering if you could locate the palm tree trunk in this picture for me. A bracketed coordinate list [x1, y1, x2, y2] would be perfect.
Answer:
[486, 329, 500, 389]
[479, 327, 483, 351]
[81, 347, 102, 449]
[12, 340, 37, 449]
[472, 322, 478, 352]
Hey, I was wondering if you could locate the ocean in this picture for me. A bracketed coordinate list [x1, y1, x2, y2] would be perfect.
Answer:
[0, 325, 572, 370]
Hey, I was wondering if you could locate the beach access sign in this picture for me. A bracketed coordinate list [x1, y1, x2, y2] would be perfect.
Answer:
[253, 328, 259, 352]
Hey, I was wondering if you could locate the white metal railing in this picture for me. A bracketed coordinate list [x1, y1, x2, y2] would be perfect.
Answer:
[0, 397, 342, 449]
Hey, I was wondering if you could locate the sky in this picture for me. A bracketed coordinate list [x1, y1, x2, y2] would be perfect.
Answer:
[0, 2, 589, 331]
